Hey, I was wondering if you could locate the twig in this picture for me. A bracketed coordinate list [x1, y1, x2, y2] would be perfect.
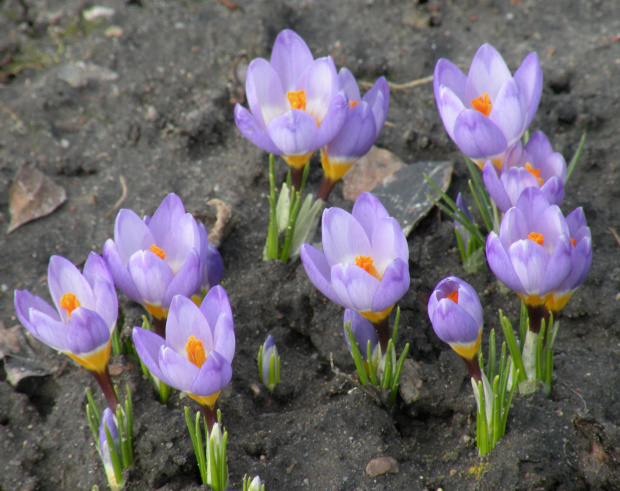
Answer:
[359, 74, 434, 91]
[106, 175, 127, 217]
[329, 353, 381, 404]
[608, 227, 620, 247]
[0, 104, 24, 127]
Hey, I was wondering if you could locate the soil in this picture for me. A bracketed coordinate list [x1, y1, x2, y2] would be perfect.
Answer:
[1, 0, 620, 490]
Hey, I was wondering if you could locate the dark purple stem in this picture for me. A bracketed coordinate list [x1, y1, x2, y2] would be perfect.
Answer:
[462, 356, 482, 384]
[291, 166, 304, 191]
[317, 177, 336, 202]
[200, 404, 218, 433]
[152, 317, 166, 338]
[526, 304, 545, 335]
[90, 367, 120, 411]
[371, 317, 390, 355]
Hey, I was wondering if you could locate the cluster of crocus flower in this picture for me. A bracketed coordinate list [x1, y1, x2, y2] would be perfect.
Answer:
[300, 192, 409, 353]
[103, 193, 223, 337]
[235, 29, 389, 199]
[14, 253, 121, 409]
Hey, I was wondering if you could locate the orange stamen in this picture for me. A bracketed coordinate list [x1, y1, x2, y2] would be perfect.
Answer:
[150, 244, 166, 260]
[446, 290, 459, 304]
[349, 100, 359, 109]
[60, 293, 81, 317]
[528, 232, 545, 246]
[525, 162, 543, 185]
[570, 238, 576, 247]
[471, 92, 492, 117]
[186, 335, 206, 368]
[287, 90, 307, 111]
[354, 254, 380, 280]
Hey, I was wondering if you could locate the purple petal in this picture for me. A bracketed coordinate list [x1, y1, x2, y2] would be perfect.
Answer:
[190, 351, 232, 397]
[540, 177, 564, 207]
[538, 236, 572, 296]
[488, 78, 527, 145]
[113, 208, 154, 264]
[127, 250, 175, 307]
[266, 109, 318, 156]
[160, 213, 200, 274]
[513, 52, 542, 128]
[324, 101, 377, 160]
[371, 217, 409, 275]
[298, 57, 339, 123]
[161, 248, 201, 308]
[557, 235, 592, 293]
[507, 239, 550, 297]
[234, 104, 282, 155]
[148, 194, 187, 242]
[212, 313, 235, 364]
[351, 192, 390, 239]
[48, 256, 96, 321]
[15, 289, 60, 333]
[132, 326, 166, 381]
[331, 263, 380, 312]
[566, 207, 588, 236]
[363, 77, 389, 136]
[500, 168, 542, 212]
[199, 285, 233, 331]
[434, 58, 467, 105]
[465, 44, 512, 102]
[159, 346, 198, 393]
[246, 58, 288, 127]
[532, 205, 570, 251]
[83, 252, 114, 287]
[311, 90, 349, 149]
[515, 187, 551, 228]
[453, 110, 508, 160]
[203, 243, 224, 290]
[435, 85, 467, 142]
[66, 308, 111, 355]
[343, 308, 378, 361]
[429, 297, 480, 346]
[270, 29, 314, 92]
[499, 208, 529, 249]
[27, 309, 68, 352]
[371, 259, 409, 312]
[91, 275, 118, 331]
[486, 233, 525, 294]
[483, 161, 512, 212]
[338, 67, 361, 101]
[103, 239, 142, 303]
[322, 207, 372, 266]
[166, 295, 213, 355]
[300, 244, 341, 305]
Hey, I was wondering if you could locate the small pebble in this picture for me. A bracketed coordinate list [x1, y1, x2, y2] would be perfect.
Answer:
[365, 456, 399, 477]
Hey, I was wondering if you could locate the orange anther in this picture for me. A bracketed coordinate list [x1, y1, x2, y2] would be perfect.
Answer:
[150, 244, 166, 260]
[570, 238, 576, 247]
[60, 293, 81, 317]
[186, 335, 206, 368]
[471, 92, 492, 117]
[528, 232, 545, 246]
[354, 254, 380, 280]
[287, 90, 307, 111]
[446, 290, 459, 304]
[349, 100, 359, 109]
[525, 162, 543, 185]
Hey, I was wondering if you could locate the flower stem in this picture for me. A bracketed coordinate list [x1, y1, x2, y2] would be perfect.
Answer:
[372, 317, 390, 354]
[200, 404, 218, 433]
[152, 317, 166, 338]
[90, 367, 120, 411]
[526, 304, 545, 334]
[462, 356, 482, 383]
[317, 177, 336, 202]
[291, 166, 304, 191]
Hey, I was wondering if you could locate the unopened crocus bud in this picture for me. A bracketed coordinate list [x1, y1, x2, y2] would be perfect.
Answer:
[244, 475, 265, 491]
[99, 408, 122, 490]
[454, 192, 473, 247]
[428, 276, 483, 381]
[343, 308, 380, 363]
[206, 422, 229, 491]
[258, 335, 281, 392]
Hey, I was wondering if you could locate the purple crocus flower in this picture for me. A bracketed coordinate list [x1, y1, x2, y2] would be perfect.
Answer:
[99, 408, 121, 488]
[486, 188, 572, 322]
[434, 44, 542, 168]
[14, 253, 120, 408]
[343, 308, 380, 362]
[234, 29, 348, 178]
[545, 207, 592, 314]
[428, 277, 483, 360]
[318, 69, 389, 200]
[300, 192, 409, 351]
[132, 287, 235, 418]
[483, 131, 566, 212]
[104, 194, 208, 325]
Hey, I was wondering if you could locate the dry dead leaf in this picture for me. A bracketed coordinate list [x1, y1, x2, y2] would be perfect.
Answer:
[7, 163, 66, 233]
[0, 321, 21, 359]
[342, 146, 406, 201]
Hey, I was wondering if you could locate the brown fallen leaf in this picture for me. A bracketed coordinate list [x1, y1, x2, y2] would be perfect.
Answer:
[342, 146, 406, 201]
[7, 163, 66, 233]
[0, 321, 21, 360]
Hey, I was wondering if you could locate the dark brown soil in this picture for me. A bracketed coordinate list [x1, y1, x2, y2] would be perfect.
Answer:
[1, 0, 620, 490]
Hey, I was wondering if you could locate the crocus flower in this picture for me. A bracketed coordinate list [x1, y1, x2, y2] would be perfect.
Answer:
[343, 308, 380, 362]
[99, 408, 122, 490]
[104, 194, 210, 334]
[15, 253, 120, 408]
[454, 192, 473, 247]
[258, 334, 281, 392]
[300, 192, 409, 351]
[132, 287, 235, 427]
[234, 29, 348, 185]
[545, 207, 592, 314]
[434, 43, 542, 168]
[428, 277, 483, 382]
[318, 69, 389, 200]
[483, 131, 566, 212]
[486, 188, 572, 331]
